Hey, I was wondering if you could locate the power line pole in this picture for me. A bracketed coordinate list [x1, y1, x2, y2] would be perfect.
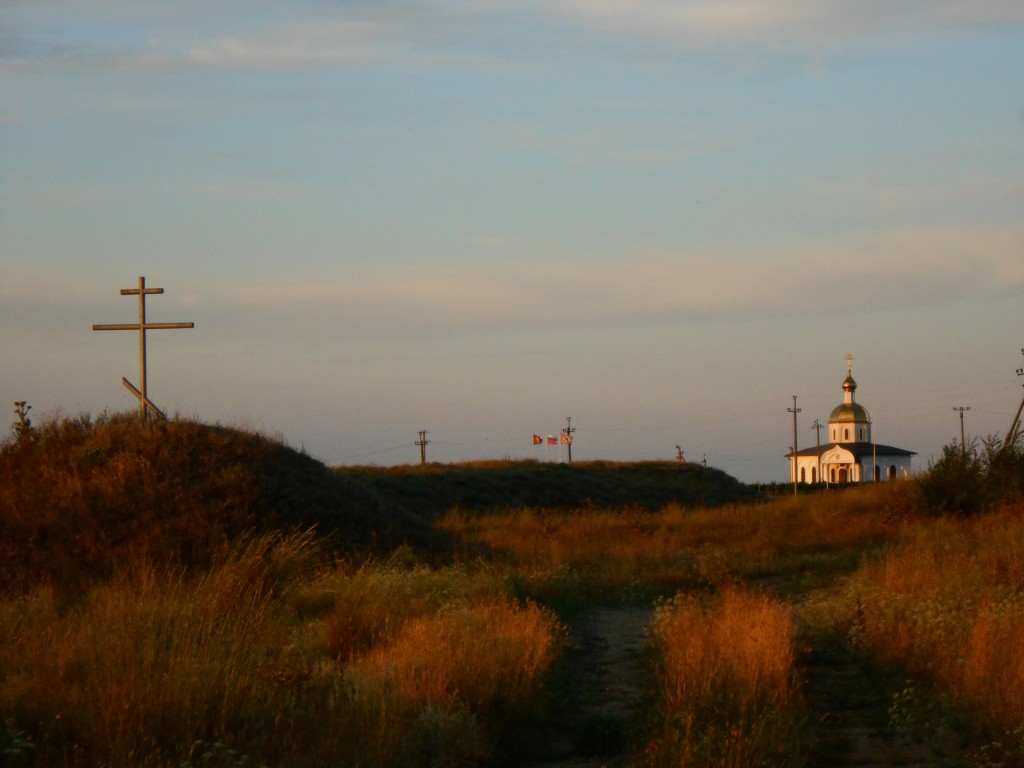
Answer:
[952, 406, 971, 454]
[1008, 348, 1024, 447]
[415, 430, 430, 465]
[563, 416, 575, 463]
[92, 276, 194, 420]
[811, 418, 824, 484]
[788, 395, 801, 495]
[675, 445, 685, 462]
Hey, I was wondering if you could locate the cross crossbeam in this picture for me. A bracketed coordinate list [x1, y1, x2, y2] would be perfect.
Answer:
[92, 276, 194, 419]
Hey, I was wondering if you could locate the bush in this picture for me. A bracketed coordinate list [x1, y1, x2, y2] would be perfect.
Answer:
[919, 433, 1024, 516]
[919, 440, 985, 515]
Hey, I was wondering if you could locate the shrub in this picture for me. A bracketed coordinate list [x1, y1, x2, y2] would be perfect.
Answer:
[918, 433, 1024, 516]
[918, 440, 985, 515]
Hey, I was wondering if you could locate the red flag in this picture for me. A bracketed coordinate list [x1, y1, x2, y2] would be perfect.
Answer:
[532, 434, 543, 445]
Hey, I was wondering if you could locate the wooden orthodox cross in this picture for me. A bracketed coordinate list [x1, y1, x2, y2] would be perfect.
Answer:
[93, 276, 194, 420]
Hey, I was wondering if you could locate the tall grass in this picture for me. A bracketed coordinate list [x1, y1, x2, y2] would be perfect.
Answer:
[645, 586, 805, 767]
[0, 534, 562, 767]
[844, 504, 1024, 727]
[441, 486, 898, 605]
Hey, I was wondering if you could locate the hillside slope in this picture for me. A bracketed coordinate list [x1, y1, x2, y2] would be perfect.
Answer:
[0, 414, 446, 593]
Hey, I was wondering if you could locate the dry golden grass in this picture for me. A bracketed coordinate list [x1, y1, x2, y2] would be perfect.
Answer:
[0, 534, 562, 767]
[347, 599, 561, 711]
[645, 586, 805, 767]
[803, 501, 1024, 757]
[441, 488, 896, 603]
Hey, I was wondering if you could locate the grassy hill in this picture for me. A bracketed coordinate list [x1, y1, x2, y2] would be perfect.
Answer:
[0, 413, 753, 595]
[338, 459, 757, 519]
[0, 413, 447, 594]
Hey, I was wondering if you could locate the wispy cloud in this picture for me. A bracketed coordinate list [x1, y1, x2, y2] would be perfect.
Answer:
[223, 222, 1024, 336]
[5, 0, 1022, 76]
[541, 0, 1024, 49]
[173, 20, 394, 71]
[1, 3, 426, 73]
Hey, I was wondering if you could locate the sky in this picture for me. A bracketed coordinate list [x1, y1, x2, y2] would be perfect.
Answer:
[2, 0, 1023, 483]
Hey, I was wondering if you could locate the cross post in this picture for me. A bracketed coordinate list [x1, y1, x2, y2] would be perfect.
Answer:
[93, 276, 194, 420]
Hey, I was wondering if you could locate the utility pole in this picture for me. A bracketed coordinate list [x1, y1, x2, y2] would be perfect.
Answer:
[675, 445, 685, 462]
[811, 418, 824, 484]
[952, 406, 971, 455]
[92, 276, 194, 420]
[563, 416, 576, 463]
[788, 395, 801, 495]
[1008, 349, 1024, 447]
[415, 430, 430, 465]
[702, 453, 707, 468]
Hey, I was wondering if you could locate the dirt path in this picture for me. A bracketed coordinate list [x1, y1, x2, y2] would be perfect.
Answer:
[517, 604, 656, 767]
[798, 634, 966, 768]
[510, 587, 968, 767]
[801, 636, 960, 768]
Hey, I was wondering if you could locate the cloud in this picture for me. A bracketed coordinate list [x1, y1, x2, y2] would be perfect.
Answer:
[1, 3, 425, 74]
[540, 0, 1024, 50]
[223, 222, 1024, 337]
[175, 20, 393, 71]
[6, 0, 1022, 76]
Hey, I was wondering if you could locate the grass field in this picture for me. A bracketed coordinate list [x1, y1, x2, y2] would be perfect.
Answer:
[2, 411, 1023, 766]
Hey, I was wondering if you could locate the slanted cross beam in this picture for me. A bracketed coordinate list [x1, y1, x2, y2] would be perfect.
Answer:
[93, 276, 194, 419]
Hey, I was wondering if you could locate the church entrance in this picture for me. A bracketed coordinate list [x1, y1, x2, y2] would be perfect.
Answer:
[838, 467, 848, 483]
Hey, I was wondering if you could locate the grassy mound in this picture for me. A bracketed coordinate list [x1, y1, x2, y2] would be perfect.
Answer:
[0, 413, 447, 594]
[338, 459, 756, 519]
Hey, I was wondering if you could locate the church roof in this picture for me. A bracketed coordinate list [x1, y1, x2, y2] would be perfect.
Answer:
[790, 443, 916, 458]
[829, 402, 871, 423]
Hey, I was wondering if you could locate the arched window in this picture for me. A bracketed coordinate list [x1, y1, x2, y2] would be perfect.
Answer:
[800, 466, 806, 483]
[844, 428, 850, 441]
[874, 464, 880, 481]
[860, 428, 866, 441]
[831, 428, 836, 441]
[888, 465, 897, 480]
[811, 467, 817, 483]
[830, 467, 837, 483]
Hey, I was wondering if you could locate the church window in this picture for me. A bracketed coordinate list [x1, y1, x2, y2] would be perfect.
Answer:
[812, 467, 817, 483]
[844, 428, 849, 441]
[860, 427, 866, 441]
[800, 467, 806, 483]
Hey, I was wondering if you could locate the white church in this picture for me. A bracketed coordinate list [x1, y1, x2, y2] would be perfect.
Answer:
[790, 356, 915, 484]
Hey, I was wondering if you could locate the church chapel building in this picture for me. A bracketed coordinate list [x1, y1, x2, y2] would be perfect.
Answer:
[790, 357, 915, 484]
